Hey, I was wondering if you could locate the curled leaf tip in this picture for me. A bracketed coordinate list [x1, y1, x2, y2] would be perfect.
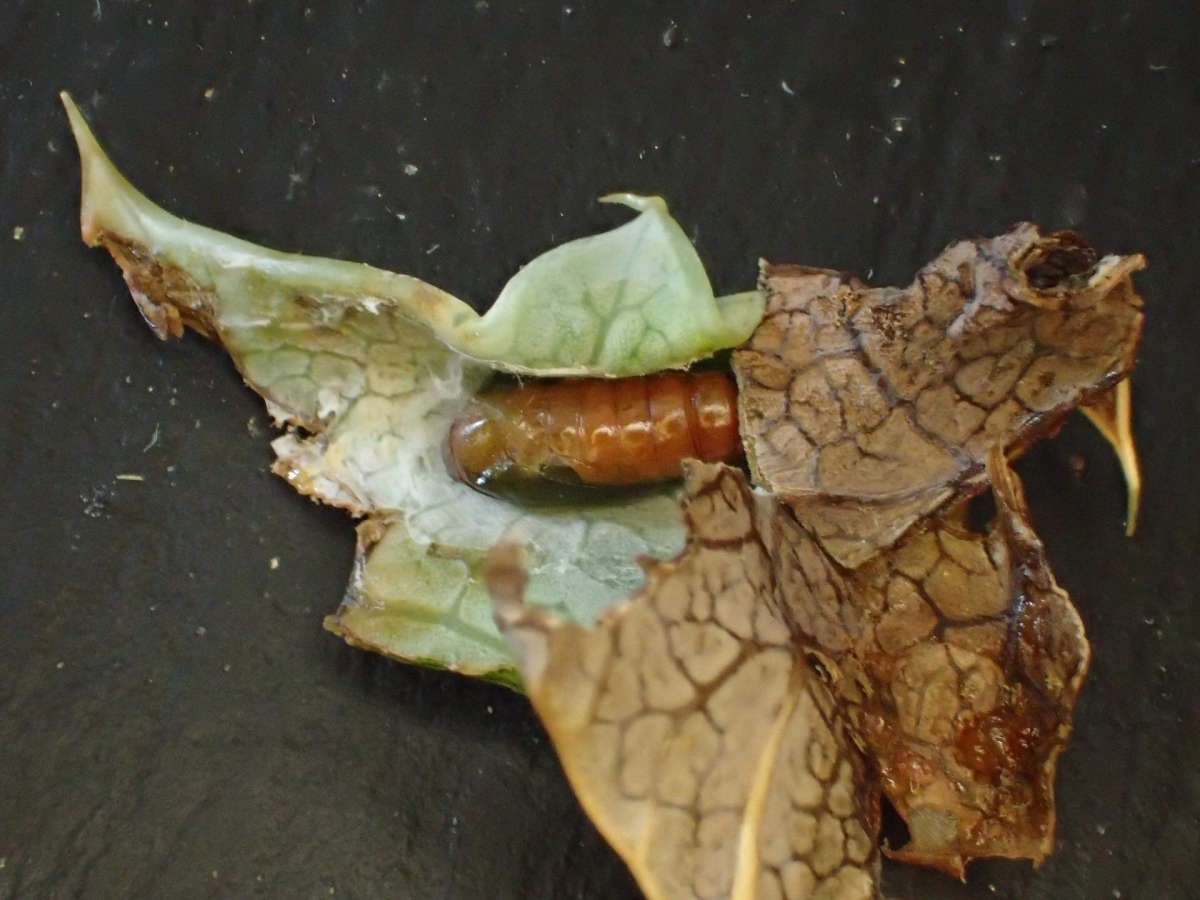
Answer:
[60, 91, 104, 244]
[60, 91, 158, 249]
[597, 192, 668, 214]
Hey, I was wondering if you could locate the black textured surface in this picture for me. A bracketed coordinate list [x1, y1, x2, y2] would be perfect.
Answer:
[2, 2, 1198, 898]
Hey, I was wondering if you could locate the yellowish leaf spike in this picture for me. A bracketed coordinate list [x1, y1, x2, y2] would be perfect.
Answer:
[1080, 379, 1141, 536]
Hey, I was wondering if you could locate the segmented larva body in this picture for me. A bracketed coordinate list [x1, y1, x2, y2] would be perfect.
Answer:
[447, 371, 741, 493]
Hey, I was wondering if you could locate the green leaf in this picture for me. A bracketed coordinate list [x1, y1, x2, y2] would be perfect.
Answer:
[63, 95, 760, 380]
[63, 93, 693, 680]
[458, 192, 763, 374]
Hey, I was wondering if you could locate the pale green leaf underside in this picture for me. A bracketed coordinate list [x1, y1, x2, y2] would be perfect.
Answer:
[63, 93, 695, 679]
[63, 96, 760, 380]
[330, 488, 684, 681]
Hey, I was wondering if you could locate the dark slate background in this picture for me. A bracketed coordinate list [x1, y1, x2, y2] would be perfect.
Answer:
[2, 2, 1197, 898]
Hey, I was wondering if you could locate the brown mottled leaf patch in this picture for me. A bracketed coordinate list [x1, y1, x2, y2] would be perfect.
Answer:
[774, 447, 1089, 878]
[734, 225, 1144, 567]
[490, 464, 882, 900]
[493, 451, 1090, 888]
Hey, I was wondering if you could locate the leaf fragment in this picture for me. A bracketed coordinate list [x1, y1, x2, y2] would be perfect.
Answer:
[733, 228, 1145, 567]
[63, 93, 699, 678]
[494, 452, 1091, 887]
[63, 93, 759, 380]
[775, 448, 1089, 877]
[466, 191, 764, 376]
[490, 464, 882, 900]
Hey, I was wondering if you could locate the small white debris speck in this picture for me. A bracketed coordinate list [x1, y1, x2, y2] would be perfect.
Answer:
[780, 80, 795, 96]
[195, 625, 207, 637]
[115, 473, 145, 482]
[203, 87, 215, 100]
[223, 663, 232, 672]
[269, 557, 280, 570]
[425, 243, 440, 255]
[12, 226, 25, 241]
[486, 705, 494, 714]
[403, 163, 419, 175]
[890, 76, 901, 88]
[56, 661, 65, 670]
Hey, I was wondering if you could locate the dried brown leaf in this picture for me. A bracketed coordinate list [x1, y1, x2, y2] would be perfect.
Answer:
[494, 452, 1091, 887]
[734, 226, 1145, 567]
[490, 464, 882, 900]
[775, 448, 1089, 878]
